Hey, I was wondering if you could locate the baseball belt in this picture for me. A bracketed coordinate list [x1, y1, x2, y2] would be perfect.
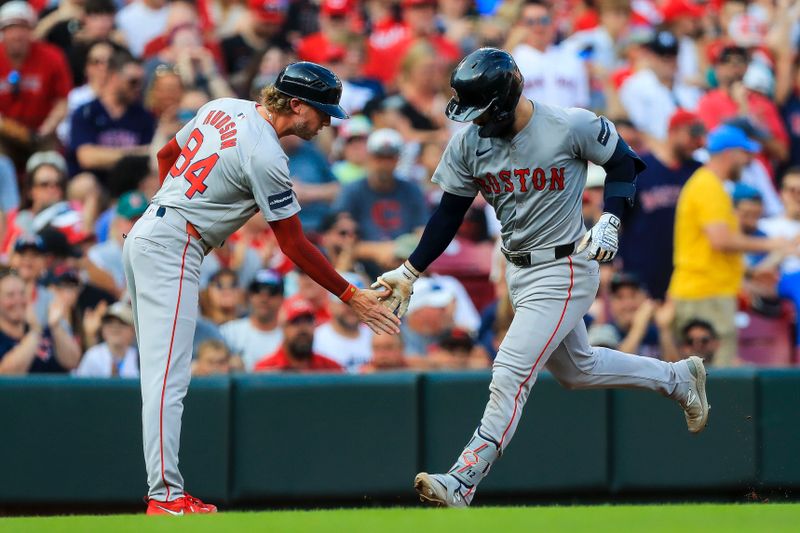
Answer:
[501, 242, 576, 268]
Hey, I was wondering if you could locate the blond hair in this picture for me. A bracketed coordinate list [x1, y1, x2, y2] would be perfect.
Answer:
[260, 85, 293, 114]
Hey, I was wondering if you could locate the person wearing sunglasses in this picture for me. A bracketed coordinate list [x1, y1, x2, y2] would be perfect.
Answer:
[68, 50, 156, 184]
[679, 319, 719, 365]
[219, 268, 285, 371]
[507, 0, 589, 109]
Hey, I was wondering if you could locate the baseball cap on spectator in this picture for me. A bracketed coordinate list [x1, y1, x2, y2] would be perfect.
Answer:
[706, 125, 761, 154]
[645, 31, 679, 56]
[249, 268, 284, 295]
[248, 0, 288, 24]
[668, 109, 705, 138]
[339, 115, 372, 140]
[103, 301, 134, 326]
[438, 327, 475, 352]
[367, 128, 404, 157]
[281, 298, 316, 323]
[660, 0, 704, 23]
[585, 163, 606, 189]
[0, 1, 36, 29]
[321, 0, 352, 17]
[37, 226, 82, 258]
[116, 191, 148, 220]
[43, 265, 81, 286]
[610, 272, 643, 294]
[587, 324, 622, 348]
[732, 183, 762, 204]
[26, 151, 67, 176]
[407, 277, 455, 314]
[13, 235, 46, 254]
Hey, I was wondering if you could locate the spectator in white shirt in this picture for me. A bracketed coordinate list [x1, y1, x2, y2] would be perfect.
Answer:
[219, 269, 284, 371]
[759, 168, 800, 273]
[619, 30, 702, 143]
[115, 0, 169, 58]
[509, 0, 589, 109]
[313, 272, 373, 373]
[74, 301, 139, 378]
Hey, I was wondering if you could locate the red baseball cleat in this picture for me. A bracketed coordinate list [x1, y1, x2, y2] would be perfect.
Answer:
[146, 493, 218, 515]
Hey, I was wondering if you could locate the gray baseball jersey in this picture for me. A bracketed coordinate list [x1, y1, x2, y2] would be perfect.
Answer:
[152, 97, 301, 248]
[432, 101, 618, 251]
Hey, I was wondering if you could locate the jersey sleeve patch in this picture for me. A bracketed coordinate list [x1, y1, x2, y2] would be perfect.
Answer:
[597, 117, 611, 146]
[268, 190, 294, 210]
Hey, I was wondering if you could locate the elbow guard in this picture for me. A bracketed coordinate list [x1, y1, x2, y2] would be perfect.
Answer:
[601, 137, 646, 207]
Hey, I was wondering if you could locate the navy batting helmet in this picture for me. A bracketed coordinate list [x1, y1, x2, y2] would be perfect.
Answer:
[445, 48, 524, 138]
[274, 62, 349, 120]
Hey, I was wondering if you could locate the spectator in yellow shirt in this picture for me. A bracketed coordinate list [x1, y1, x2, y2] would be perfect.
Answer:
[669, 125, 793, 366]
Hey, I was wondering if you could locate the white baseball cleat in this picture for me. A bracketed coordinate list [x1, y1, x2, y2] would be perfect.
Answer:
[414, 472, 472, 508]
[681, 356, 710, 434]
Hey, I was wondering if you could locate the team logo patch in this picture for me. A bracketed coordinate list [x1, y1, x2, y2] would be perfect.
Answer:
[597, 117, 611, 146]
[268, 190, 294, 210]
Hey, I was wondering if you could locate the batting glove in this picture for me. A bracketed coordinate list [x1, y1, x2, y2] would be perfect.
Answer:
[577, 212, 620, 263]
[371, 261, 420, 319]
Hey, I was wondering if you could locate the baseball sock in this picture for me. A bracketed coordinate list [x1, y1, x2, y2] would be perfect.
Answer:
[447, 427, 500, 499]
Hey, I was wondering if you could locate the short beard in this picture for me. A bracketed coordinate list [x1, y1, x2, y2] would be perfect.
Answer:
[294, 119, 318, 140]
[288, 334, 314, 360]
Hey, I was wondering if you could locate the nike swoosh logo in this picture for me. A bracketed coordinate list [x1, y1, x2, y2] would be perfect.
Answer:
[475, 147, 491, 157]
[155, 505, 184, 516]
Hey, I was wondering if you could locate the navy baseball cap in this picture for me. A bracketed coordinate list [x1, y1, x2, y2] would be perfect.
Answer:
[706, 125, 761, 154]
[13, 234, 45, 253]
[248, 269, 284, 294]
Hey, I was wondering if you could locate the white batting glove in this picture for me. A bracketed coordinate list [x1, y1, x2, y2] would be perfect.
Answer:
[370, 261, 420, 319]
[577, 212, 620, 263]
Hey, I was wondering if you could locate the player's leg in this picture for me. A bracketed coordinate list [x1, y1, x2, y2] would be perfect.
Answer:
[545, 317, 709, 432]
[416, 256, 595, 507]
[124, 215, 204, 502]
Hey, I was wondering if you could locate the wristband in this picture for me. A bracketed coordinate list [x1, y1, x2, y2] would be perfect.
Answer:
[339, 283, 357, 303]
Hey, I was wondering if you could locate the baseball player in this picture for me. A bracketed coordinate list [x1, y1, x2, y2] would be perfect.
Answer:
[373, 48, 710, 507]
[122, 62, 400, 515]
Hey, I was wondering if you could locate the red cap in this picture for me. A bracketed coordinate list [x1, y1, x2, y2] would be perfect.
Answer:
[668, 109, 703, 131]
[248, 0, 288, 24]
[281, 298, 316, 323]
[402, 0, 437, 8]
[660, 0, 704, 22]
[321, 0, 352, 17]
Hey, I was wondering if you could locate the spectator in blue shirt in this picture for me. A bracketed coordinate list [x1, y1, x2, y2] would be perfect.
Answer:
[282, 135, 340, 235]
[618, 109, 704, 299]
[68, 50, 155, 184]
[333, 128, 428, 246]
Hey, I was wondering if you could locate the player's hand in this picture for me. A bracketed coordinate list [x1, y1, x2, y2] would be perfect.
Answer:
[347, 288, 401, 335]
[370, 261, 420, 319]
[577, 212, 620, 263]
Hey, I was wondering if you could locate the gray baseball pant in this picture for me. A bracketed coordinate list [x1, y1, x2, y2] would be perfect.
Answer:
[122, 205, 205, 501]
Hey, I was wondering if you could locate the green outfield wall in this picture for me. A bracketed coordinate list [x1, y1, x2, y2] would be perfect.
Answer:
[0, 369, 797, 507]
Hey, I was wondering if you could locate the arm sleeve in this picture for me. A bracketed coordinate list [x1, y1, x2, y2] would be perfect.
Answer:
[431, 132, 479, 198]
[269, 214, 350, 298]
[407, 191, 474, 273]
[157, 138, 181, 185]
[601, 137, 646, 219]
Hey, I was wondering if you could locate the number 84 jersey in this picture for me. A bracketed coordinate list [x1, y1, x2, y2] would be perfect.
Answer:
[151, 97, 301, 248]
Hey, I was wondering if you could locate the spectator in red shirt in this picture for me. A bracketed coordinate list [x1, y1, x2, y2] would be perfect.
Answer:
[0, 1, 72, 153]
[296, 0, 352, 65]
[364, 0, 460, 88]
[254, 298, 343, 372]
[696, 45, 789, 172]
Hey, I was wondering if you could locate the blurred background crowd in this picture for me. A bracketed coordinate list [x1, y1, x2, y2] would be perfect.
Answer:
[0, 0, 799, 378]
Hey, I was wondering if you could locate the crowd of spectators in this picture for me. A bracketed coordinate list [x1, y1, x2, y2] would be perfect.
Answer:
[1, 0, 800, 377]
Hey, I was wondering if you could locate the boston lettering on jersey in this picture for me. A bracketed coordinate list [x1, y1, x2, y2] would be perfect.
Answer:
[202, 110, 238, 149]
[473, 167, 566, 195]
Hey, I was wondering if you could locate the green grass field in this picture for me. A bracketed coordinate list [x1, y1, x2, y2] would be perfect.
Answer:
[1, 504, 798, 533]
